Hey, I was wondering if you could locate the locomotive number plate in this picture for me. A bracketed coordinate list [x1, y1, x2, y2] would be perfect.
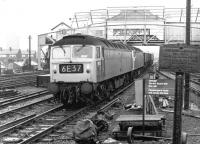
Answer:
[59, 64, 83, 73]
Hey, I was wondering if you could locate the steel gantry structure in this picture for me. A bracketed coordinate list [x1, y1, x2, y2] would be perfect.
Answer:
[37, 6, 200, 70]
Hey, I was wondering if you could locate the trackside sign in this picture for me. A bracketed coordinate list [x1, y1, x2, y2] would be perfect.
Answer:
[145, 79, 175, 96]
[159, 44, 200, 73]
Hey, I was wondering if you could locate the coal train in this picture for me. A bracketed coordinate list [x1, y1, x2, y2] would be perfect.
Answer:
[48, 34, 153, 106]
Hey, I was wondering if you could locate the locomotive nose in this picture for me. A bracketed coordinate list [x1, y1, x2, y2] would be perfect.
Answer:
[81, 82, 93, 94]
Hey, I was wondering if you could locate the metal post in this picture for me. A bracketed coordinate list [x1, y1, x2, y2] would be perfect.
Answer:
[142, 79, 146, 136]
[184, 0, 191, 110]
[186, 0, 191, 44]
[37, 36, 42, 70]
[184, 73, 190, 110]
[105, 19, 108, 40]
[0, 62, 1, 75]
[144, 10, 147, 45]
[124, 10, 127, 44]
[28, 35, 32, 70]
[173, 72, 184, 144]
[75, 14, 79, 29]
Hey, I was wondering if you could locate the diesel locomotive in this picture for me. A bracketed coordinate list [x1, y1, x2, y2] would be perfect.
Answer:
[48, 34, 153, 106]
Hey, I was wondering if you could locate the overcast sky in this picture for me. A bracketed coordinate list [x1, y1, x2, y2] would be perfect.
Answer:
[0, 0, 200, 51]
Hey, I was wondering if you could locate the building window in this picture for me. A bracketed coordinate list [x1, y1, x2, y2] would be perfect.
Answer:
[113, 29, 150, 36]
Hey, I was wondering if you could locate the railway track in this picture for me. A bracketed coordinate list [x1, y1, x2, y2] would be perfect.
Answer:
[0, 71, 48, 81]
[0, 71, 48, 89]
[0, 67, 149, 143]
[190, 73, 200, 79]
[158, 71, 200, 95]
[0, 89, 19, 99]
[0, 91, 55, 132]
[0, 93, 53, 118]
[0, 90, 49, 109]
[0, 76, 36, 89]
[0, 78, 135, 144]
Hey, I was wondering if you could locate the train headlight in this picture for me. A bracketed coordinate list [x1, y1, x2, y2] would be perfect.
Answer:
[86, 64, 90, 73]
[53, 65, 57, 74]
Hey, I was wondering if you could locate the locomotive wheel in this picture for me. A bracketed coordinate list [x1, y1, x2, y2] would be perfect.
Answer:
[75, 87, 80, 103]
[101, 85, 109, 100]
[123, 75, 128, 86]
[85, 95, 95, 105]
[105, 85, 112, 101]
[68, 87, 74, 104]
[53, 92, 60, 103]
[94, 87, 102, 102]
[106, 90, 111, 101]
[61, 88, 69, 107]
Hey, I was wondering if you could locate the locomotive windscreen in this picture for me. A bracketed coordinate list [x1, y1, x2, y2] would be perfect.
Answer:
[72, 45, 93, 58]
[52, 45, 93, 59]
[52, 46, 70, 59]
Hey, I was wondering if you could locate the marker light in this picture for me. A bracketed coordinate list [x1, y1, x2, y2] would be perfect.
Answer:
[53, 65, 57, 74]
[86, 64, 90, 73]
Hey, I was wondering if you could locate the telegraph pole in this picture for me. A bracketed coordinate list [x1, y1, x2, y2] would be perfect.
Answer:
[184, 0, 191, 110]
[173, 72, 184, 144]
[28, 35, 32, 70]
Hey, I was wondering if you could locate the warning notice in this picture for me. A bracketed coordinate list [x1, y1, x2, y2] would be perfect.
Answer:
[145, 79, 175, 96]
[159, 44, 200, 73]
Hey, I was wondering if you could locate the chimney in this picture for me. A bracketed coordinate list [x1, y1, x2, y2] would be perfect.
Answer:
[0, 47, 2, 51]
[9, 47, 12, 51]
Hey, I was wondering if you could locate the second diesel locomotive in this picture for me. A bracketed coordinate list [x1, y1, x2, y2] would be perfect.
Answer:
[48, 34, 153, 106]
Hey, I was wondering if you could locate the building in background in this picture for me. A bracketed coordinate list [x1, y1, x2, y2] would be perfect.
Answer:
[0, 47, 37, 73]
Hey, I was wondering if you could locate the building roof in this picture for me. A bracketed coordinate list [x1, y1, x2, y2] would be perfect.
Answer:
[14, 61, 38, 67]
[0, 48, 36, 55]
[14, 61, 24, 67]
[51, 22, 72, 31]
[0, 49, 19, 55]
[21, 50, 36, 55]
[108, 9, 163, 21]
[31, 61, 38, 66]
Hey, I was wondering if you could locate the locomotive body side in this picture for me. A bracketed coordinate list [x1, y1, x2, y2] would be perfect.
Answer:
[133, 51, 144, 70]
[103, 47, 133, 81]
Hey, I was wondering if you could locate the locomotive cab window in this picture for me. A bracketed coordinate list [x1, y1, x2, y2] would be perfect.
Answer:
[101, 46, 105, 58]
[96, 46, 100, 58]
[52, 46, 70, 59]
[72, 45, 93, 58]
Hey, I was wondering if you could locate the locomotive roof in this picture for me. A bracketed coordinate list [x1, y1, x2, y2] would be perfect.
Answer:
[53, 34, 142, 52]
